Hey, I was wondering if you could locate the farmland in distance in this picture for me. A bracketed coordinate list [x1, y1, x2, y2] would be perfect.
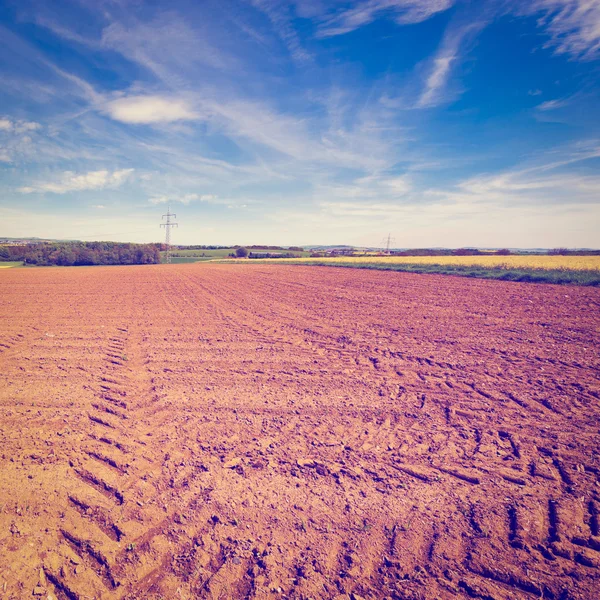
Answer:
[0, 263, 599, 599]
[252, 255, 600, 285]
[262, 254, 600, 270]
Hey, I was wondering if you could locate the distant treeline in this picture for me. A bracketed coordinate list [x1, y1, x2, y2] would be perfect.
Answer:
[310, 248, 600, 257]
[390, 248, 506, 256]
[547, 248, 600, 255]
[247, 245, 304, 251]
[248, 252, 300, 259]
[389, 248, 600, 256]
[175, 245, 231, 250]
[0, 242, 161, 266]
[176, 244, 304, 251]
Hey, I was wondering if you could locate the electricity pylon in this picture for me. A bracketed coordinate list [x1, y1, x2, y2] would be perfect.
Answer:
[160, 204, 178, 264]
[382, 233, 395, 255]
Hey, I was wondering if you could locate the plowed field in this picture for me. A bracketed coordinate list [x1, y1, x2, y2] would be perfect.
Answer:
[1, 264, 599, 600]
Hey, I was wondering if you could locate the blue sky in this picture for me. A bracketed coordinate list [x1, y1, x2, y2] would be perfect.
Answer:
[0, 0, 599, 247]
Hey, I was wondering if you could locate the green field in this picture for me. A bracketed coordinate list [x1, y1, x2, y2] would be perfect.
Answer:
[169, 248, 234, 258]
[0, 261, 24, 269]
[161, 247, 311, 263]
[168, 256, 222, 264]
[161, 249, 231, 263]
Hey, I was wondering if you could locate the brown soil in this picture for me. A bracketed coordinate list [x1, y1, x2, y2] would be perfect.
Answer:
[0, 263, 599, 600]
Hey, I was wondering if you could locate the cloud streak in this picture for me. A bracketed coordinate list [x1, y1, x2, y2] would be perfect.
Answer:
[431, 142, 600, 208]
[315, 0, 455, 38]
[536, 98, 569, 111]
[251, 0, 312, 61]
[526, 0, 600, 60]
[417, 20, 485, 108]
[18, 169, 134, 194]
[101, 12, 237, 82]
[149, 193, 218, 205]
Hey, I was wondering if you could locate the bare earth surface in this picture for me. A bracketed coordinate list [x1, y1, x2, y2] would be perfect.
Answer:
[0, 263, 599, 600]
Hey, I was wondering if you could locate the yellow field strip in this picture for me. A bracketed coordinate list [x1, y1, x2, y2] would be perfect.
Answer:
[265, 255, 600, 271]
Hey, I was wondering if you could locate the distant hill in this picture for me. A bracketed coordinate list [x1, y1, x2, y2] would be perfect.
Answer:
[305, 245, 600, 253]
[0, 236, 80, 243]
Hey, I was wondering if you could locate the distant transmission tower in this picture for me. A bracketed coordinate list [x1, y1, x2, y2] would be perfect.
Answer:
[160, 204, 178, 264]
[382, 233, 395, 255]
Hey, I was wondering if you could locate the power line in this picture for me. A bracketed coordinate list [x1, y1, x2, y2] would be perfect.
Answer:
[160, 204, 178, 264]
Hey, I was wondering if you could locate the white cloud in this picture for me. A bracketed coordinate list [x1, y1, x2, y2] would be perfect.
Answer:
[149, 193, 218, 205]
[0, 117, 43, 163]
[316, 0, 454, 38]
[0, 117, 41, 133]
[104, 96, 197, 124]
[525, 0, 600, 60]
[18, 169, 134, 194]
[15, 121, 41, 133]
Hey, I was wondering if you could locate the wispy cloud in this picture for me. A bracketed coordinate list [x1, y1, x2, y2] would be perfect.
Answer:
[453, 171, 600, 204]
[184, 95, 397, 171]
[32, 9, 239, 91]
[316, 173, 412, 205]
[18, 169, 134, 194]
[251, 0, 312, 61]
[315, 0, 455, 38]
[524, 0, 600, 60]
[101, 12, 237, 82]
[309, 141, 600, 227]
[149, 193, 218, 205]
[416, 21, 484, 108]
[536, 98, 569, 111]
[433, 142, 600, 207]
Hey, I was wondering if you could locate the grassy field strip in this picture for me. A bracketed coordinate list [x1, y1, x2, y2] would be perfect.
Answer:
[0, 262, 23, 268]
